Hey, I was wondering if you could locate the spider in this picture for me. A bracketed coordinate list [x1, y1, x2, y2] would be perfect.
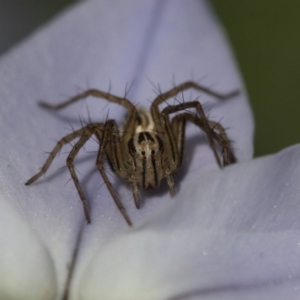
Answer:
[25, 81, 238, 227]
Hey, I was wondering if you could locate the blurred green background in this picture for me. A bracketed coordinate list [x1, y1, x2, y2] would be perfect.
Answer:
[212, 0, 300, 157]
[1, 1, 299, 157]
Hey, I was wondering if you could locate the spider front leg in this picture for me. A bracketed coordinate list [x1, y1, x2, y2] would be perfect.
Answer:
[66, 129, 98, 223]
[25, 124, 101, 185]
[95, 119, 133, 227]
[25, 124, 102, 223]
[174, 113, 236, 166]
[151, 81, 239, 167]
[161, 102, 236, 169]
[206, 119, 236, 165]
[162, 101, 222, 168]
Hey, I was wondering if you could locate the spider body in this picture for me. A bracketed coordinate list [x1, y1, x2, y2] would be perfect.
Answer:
[128, 132, 164, 190]
[26, 81, 238, 227]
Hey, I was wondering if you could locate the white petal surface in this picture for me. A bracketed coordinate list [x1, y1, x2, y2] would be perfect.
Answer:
[0, 199, 56, 300]
[0, 0, 253, 298]
[80, 144, 300, 300]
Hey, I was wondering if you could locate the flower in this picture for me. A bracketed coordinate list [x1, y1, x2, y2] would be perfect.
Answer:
[80, 143, 300, 300]
[1, 1, 297, 300]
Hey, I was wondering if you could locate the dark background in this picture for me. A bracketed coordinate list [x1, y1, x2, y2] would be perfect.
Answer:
[1, 0, 299, 157]
[212, 1, 300, 157]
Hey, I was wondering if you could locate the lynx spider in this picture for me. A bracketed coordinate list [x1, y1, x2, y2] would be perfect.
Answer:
[26, 81, 238, 226]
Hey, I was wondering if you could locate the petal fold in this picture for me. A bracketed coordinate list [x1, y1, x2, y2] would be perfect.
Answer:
[80, 145, 300, 300]
[0, 198, 56, 299]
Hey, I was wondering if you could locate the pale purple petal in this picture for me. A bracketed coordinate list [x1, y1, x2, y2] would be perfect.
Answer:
[0, 199, 56, 299]
[0, 0, 253, 298]
[80, 145, 300, 300]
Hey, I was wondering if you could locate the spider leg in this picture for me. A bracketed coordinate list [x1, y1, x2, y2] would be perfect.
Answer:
[169, 114, 186, 169]
[149, 81, 238, 170]
[95, 120, 133, 227]
[25, 124, 102, 185]
[166, 174, 176, 197]
[176, 112, 236, 167]
[150, 81, 238, 155]
[152, 81, 239, 108]
[151, 81, 239, 128]
[161, 101, 222, 168]
[66, 128, 98, 223]
[96, 118, 140, 212]
[39, 89, 135, 111]
[196, 117, 236, 165]
[39, 88, 139, 144]
[130, 182, 140, 209]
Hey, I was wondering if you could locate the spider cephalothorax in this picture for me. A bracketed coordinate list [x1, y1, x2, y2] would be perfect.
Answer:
[26, 81, 238, 226]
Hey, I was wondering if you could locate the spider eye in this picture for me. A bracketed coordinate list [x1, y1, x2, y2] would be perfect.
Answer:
[141, 151, 145, 155]
[151, 150, 155, 155]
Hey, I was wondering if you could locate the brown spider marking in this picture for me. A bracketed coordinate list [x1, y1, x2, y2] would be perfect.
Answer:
[25, 81, 239, 227]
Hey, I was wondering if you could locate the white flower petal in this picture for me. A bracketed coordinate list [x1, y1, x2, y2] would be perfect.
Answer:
[80, 144, 300, 300]
[0, 0, 253, 298]
[0, 198, 56, 299]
